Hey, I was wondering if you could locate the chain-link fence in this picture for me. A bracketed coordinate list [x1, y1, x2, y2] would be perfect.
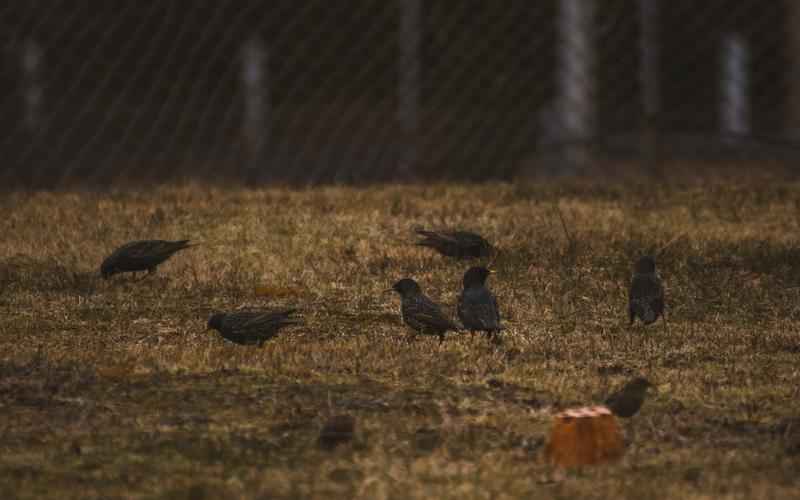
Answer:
[0, 1, 794, 186]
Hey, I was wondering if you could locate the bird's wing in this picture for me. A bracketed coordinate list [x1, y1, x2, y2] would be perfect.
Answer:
[111, 240, 190, 262]
[415, 230, 459, 253]
[461, 289, 502, 330]
[454, 232, 493, 257]
[239, 310, 299, 331]
[223, 312, 263, 332]
[629, 274, 663, 303]
[144, 240, 191, 258]
[409, 295, 458, 330]
[415, 229, 457, 244]
[453, 231, 485, 245]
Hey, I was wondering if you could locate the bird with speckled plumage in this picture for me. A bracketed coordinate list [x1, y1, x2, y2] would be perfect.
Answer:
[414, 229, 494, 260]
[100, 239, 195, 279]
[207, 309, 301, 346]
[604, 377, 654, 418]
[388, 278, 460, 343]
[458, 266, 503, 340]
[628, 256, 665, 327]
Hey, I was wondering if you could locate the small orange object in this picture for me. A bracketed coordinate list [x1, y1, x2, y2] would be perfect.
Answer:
[545, 405, 625, 468]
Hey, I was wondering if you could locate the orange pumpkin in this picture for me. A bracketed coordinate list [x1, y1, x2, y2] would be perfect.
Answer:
[545, 406, 625, 468]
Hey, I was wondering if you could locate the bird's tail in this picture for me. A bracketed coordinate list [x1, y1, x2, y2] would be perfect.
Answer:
[414, 229, 443, 247]
[415, 229, 439, 238]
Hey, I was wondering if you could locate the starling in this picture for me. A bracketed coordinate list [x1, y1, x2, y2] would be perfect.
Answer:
[628, 256, 665, 326]
[604, 377, 654, 418]
[387, 278, 460, 342]
[100, 239, 195, 279]
[414, 229, 494, 259]
[458, 266, 503, 339]
[207, 309, 301, 346]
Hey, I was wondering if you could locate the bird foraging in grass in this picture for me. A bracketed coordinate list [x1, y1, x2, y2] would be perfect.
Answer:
[100, 239, 195, 279]
[387, 278, 460, 343]
[458, 266, 503, 340]
[207, 309, 301, 346]
[628, 256, 665, 327]
[604, 377, 654, 418]
[414, 229, 494, 260]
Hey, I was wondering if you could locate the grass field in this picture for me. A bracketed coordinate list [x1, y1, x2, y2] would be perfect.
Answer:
[2, 174, 800, 499]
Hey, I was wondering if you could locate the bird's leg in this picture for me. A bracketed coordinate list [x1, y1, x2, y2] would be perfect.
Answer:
[438, 333, 445, 344]
[661, 313, 669, 334]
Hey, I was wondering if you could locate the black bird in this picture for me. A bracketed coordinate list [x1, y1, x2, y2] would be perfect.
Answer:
[415, 229, 493, 259]
[458, 266, 503, 339]
[207, 309, 301, 346]
[628, 256, 665, 326]
[100, 239, 195, 279]
[604, 377, 654, 418]
[388, 278, 460, 343]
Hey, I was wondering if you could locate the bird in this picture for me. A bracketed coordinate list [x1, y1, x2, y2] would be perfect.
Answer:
[414, 229, 494, 259]
[604, 377, 654, 418]
[457, 266, 503, 340]
[207, 309, 301, 346]
[387, 278, 460, 343]
[628, 255, 665, 327]
[100, 239, 195, 279]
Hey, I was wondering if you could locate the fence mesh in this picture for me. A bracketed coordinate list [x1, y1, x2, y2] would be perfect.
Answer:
[0, 1, 795, 186]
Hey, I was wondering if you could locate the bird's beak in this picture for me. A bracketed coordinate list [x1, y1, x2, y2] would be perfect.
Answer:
[383, 288, 395, 294]
[488, 269, 496, 274]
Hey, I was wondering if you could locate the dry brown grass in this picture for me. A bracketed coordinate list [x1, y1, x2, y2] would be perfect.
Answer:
[2, 175, 800, 499]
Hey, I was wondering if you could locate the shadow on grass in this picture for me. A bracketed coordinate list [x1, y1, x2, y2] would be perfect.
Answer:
[1, 255, 99, 295]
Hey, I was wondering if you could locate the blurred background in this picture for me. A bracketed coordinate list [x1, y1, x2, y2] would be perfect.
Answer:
[0, 0, 797, 186]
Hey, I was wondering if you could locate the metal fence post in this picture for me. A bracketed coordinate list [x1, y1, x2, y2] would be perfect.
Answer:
[18, 38, 46, 185]
[21, 38, 44, 134]
[721, 34, 750, 143]
[241, 36, 270, 185]
[557, 0, 595, 174]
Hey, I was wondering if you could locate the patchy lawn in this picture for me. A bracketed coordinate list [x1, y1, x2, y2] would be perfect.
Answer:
[1, 176, 800, 499]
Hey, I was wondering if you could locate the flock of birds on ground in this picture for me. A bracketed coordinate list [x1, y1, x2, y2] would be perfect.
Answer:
[97, 228, 665, 418]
